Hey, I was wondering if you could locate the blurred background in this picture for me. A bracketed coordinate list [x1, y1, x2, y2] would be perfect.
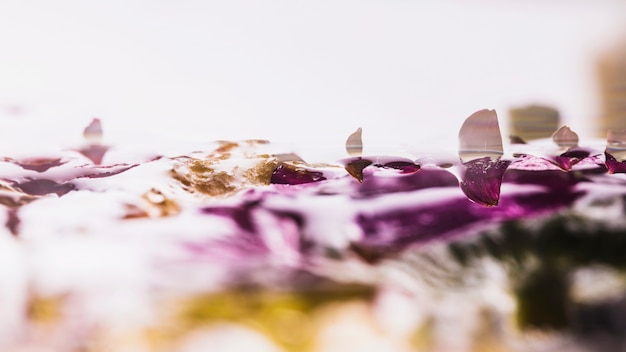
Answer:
[0, 0, 625, 158]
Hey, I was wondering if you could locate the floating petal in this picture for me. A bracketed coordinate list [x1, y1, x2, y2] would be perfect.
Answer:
[604, 152, 626, 174]
[78, 145, 110, 165]
[552, 149, 589, 170]
[460, 157, 511, 206]
[11, 157, 66, 173]
[552, 126, 578, 148]
[345, 127, 363, 157]
[83, 118, 103, 143]
[458, 109, 504, 163]
[605, 129, 626, 172]
[345, 158, 373, 183]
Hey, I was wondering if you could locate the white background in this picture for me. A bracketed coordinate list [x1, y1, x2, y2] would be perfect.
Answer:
[0, 0, 625, 158]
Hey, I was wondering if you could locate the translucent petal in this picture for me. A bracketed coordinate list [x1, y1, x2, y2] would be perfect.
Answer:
[460, 157, 510, 206]
[458, 109, 504, 163]
[552, 126, 578, 148]
[606, 129, 626, 161]
[345, 127, 363, 157]
[83, 118, 103, 144]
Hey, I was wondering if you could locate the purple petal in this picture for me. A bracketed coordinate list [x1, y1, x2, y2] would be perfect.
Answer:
[12, 157, 66, 172]
[78, 145, 110, 165]
[14, 179, 75, 196]
[270, 164, 327, 185]
[551, 148, 590, 170]
[605, 129, 626, 173]
[605, 152, 626, 174]
[460, 157, 511, 206]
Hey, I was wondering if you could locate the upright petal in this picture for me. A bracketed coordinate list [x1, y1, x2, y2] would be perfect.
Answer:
[460, 157, 511, 206]
[605, 129, 626, 173]
[458, 110, 508, 206]
[83, 118, 103, 144]
[458, 109, 504, 163]
[552, 126, 578, 148]
[346, 128, 363, 157]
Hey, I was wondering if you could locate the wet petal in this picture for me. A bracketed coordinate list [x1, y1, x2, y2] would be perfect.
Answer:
[78, 145, 109, 165]
[458, 109, 504, 163]
[270, 164, 326, 185]
[605, 152, 626, 174]
[460, 157, 511, 206]
[605, 130, 626, 173]
[552, 149, 590, 170]
[344, 158, 373, 183]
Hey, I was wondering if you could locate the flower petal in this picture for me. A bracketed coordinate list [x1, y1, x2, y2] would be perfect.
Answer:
[552, 126, 579, 148]
[345, 127, 363, 157]
[458, 109, 504, 163]
[460, 157, 511, 206]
